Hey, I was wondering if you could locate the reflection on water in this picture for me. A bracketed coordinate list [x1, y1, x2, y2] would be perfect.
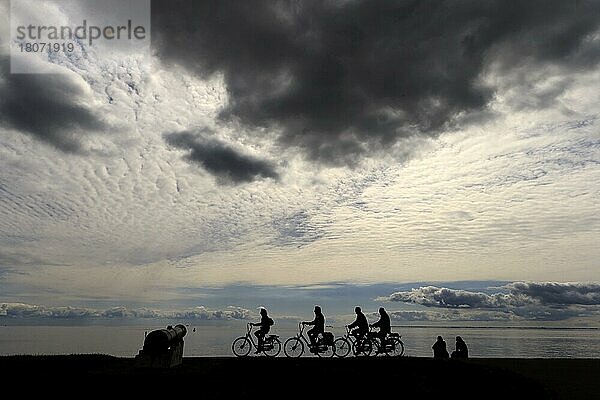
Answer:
[0, 322, 599, 358]
[399, 327, 600, 358]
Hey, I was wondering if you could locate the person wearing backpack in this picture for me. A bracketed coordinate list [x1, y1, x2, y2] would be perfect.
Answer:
[252, 307, 274, 353]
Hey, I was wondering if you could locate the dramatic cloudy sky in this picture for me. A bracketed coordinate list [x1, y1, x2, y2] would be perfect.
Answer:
[0, 1, 599, 323]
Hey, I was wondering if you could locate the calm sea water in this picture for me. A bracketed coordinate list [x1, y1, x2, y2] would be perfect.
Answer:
[1, 321, 599, 358]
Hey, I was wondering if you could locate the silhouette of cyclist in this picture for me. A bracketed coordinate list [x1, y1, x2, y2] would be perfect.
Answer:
[348, 306, 369, 343]
[370, 307, 391, 345]
[303, 305, 325, 350]
[251, 307, 274, 353]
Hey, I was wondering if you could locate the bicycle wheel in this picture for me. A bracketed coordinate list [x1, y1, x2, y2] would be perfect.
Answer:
[283, 337, 304, 358]
[232, 337, 252, 357]
[387, 338, 404, 357]
[352, 339, 373, 357]
[334, 338, 351, 358]
[263, 338, 282, 357]
[317, 343, 335, 358]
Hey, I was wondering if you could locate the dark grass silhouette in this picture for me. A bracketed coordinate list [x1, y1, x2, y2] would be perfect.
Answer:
[1, 355, 598, 399]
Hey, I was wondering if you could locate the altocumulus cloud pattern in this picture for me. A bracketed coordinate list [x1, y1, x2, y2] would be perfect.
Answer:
[0, 0, 598, 311]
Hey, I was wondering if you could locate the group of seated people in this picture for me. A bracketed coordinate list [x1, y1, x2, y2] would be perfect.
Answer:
[432, 335, 469, 359]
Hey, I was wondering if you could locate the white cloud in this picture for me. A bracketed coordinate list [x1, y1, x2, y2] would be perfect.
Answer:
[0, 302, 251, 320]
[382, 286, 530, 308]
[382, 282, 600, 308]
[380, 282, 600, 321]
[386, 309, 517, 322]
[0, 1, 598, 307]
[504, 282, 600, 306]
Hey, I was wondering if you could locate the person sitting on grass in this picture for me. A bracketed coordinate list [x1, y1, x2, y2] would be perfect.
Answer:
[252, 307, 274, 353]
[432, 335, 449, 359]
[451, 336, 469, 359]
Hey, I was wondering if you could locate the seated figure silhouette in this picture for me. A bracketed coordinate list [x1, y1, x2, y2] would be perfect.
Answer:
[303, 305, 325, 352]
[348, 306, 369, 343]
[451, 336, 469, 359]
[432, 335, 449, 359]
[370, 307, 391, 346]
[251, 307, 274, 353]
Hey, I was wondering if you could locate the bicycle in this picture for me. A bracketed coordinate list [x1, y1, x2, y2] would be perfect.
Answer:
[367, 327, 405, 357]
[283, 322, 336, 358]
[333, 325, 373, 357]
[232, 323, 282, 357]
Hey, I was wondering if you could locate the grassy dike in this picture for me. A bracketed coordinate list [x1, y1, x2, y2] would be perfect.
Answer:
[1, 355, 598, 399]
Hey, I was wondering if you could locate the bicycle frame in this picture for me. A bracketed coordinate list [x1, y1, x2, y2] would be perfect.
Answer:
[330, 325, 371, 357]
[292, 322, 314, 348]
[242, 323, 277, 346]
[232, 322, 281, 357]
[242, 323, 259, 349]
[367, 326, 403, 355]
[344, 326, 369, 348]
[283, 321, 335, 358]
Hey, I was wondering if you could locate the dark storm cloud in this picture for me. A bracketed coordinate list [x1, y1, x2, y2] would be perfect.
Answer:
[152, 0, 600, 164]
[381, 282, 600, 308]
[0, 58, 106, 152]
[505, 282, 600, 306]
[164, 130, 279, 183]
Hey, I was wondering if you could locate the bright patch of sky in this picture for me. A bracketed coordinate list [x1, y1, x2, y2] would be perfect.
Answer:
[0, 2, 598, 322]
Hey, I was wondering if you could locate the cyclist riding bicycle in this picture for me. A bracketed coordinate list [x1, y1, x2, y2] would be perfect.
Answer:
[370, 307, 391, 345]
[251, 307, 274, 353]
[348, 306, 369, 342]
[303, 305, 325, 351]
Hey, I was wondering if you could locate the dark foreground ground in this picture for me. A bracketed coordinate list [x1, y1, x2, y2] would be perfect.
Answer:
[1, 355, 598, 399]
